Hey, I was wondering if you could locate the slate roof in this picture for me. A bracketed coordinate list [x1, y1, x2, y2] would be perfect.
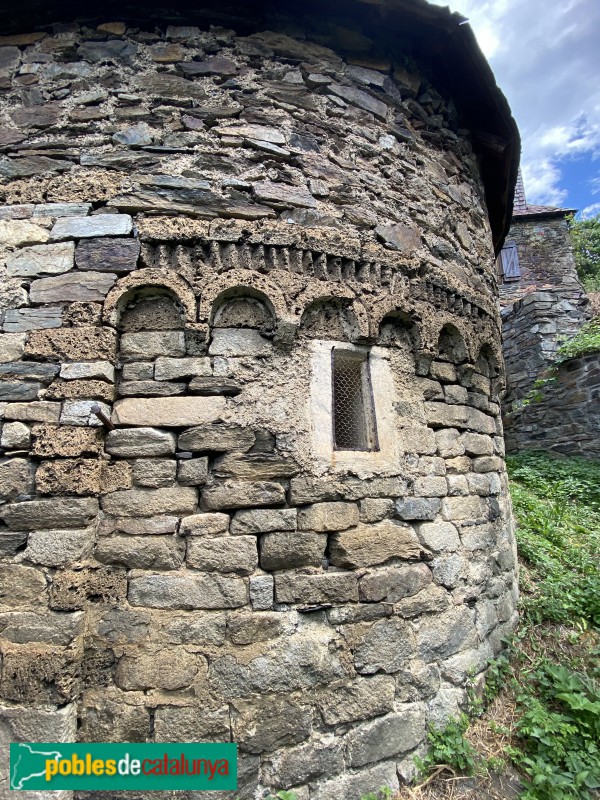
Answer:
[512, 170, 576, 219]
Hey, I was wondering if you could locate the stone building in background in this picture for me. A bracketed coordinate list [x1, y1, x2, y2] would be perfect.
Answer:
[498, 170, 581, 307]
[499, 173, 598, 457]
[0, 1, 521, 797]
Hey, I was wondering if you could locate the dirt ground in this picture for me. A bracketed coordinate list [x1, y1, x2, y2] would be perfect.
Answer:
[396, 693, 525, 800]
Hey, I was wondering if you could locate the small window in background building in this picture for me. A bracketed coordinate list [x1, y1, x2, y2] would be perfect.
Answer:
[331, 348, 379, 451]
[500, 241, 520, 281]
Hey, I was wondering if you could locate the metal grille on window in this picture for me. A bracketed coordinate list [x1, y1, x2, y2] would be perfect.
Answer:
[332, 349, 379, 451]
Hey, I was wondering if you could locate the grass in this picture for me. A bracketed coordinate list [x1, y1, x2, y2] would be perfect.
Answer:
[399, 452, 600, 800]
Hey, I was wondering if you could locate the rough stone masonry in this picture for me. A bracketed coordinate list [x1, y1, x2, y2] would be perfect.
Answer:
[0, 1, 521, 797]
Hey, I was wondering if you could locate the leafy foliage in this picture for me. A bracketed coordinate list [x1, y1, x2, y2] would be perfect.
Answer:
[568, 212, 600, 292]
[510, 661, 600, 800]
[504, 453, 600, 799]
[265, 792, 298, 800]
[507, 452, 600, 628]
[359, 786, 394, 800]
[555, 317, 600, 362]
[415, 713, 484, 778]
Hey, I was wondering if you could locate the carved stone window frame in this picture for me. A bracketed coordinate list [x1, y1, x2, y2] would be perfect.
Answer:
[309, 339, 399, 473]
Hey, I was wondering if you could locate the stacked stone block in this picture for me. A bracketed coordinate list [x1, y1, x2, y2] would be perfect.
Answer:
[502, 291, 598, 457]
[499, 216, 584, 307]
[0, 7, 518, 798]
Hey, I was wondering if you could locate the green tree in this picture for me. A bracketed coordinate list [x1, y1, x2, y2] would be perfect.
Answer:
[568, 213, 600, 292]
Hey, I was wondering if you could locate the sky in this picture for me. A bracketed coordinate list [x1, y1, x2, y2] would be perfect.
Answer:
[428, 0, 600, 218]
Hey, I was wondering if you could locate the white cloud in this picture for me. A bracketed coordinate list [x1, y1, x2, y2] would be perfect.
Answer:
[522, 159, 568, 207]
[581, 203, 600, 219]
[428, 0, 600, 207]
[590, 176, 600, 195]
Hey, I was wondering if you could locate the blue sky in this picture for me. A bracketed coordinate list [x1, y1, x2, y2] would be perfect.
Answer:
[429, 0, 600, 218]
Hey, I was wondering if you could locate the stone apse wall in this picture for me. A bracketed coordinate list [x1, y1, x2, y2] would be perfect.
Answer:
[0, 8, 519, 799]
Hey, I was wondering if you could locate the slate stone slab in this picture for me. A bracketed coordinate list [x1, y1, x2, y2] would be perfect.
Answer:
[265, 83, 319, 111]
[113, 190, 275, 221]
[10, 102, 62, 129]
[80, 151, 161, 170]
[29, 271, 117, 303]
[0, 156, 72, 179]
[188, 377, 242, 396]
[0, 46, 20, 75]
[149, 43, 184, 63]
[107, 189, 221, 218]
[252, 181, 316, 209]
[166, 25, 201, 39]
[329, 84, 388, 120]
[0, 32, 47, 45]
[118, 380, 187, 397]
[179, 56, 237, 76]
[6, 242, 74, 277]
[178, 424, 255, 453]
[50, 215, 133, 240]
[375, 222, 421, 253]
[113, 124, 154, 146]
[77, 40, 137, 63]
[0, 126, 26, 148]
[346, 64, 387, 88]
[136, 174, 212, 191]
[0, 362, 59, 381]
[30, 203, 92, 219]
[75, 237, 140, 272]
[0, 382, 41, 401]
[134, 73, 206, 101]
[213, 124, 285, 144]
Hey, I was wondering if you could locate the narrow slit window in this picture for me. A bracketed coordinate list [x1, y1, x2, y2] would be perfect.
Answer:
[332, 349, 379, 451]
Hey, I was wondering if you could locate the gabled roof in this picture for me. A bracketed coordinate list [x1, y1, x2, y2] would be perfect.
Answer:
[512, 170, 576, 220]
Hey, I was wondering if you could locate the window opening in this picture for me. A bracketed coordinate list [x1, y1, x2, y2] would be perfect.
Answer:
[331, 348, 379, 451]
[499, 242, 520, 282]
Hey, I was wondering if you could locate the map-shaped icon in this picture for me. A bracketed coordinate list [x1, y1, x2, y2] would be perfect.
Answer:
[10, 743, 63, 790]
